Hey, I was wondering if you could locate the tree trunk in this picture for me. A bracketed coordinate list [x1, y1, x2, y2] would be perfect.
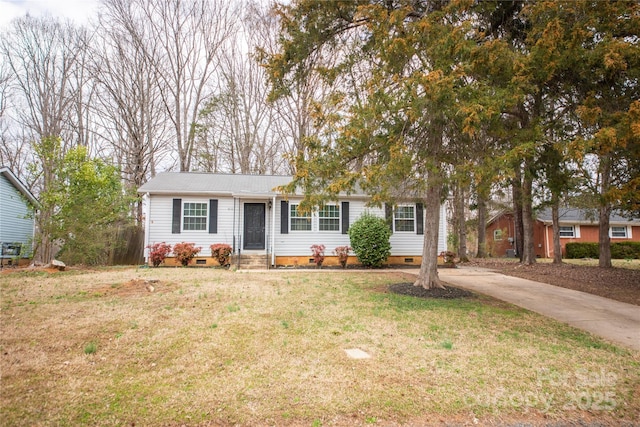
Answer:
[476, 189, 487, 258]
[521, 167, 536, 265]
[599, 204, 612, 268]
[599, 154, 612, 268]
[512, 171, 524, 261]
[457, 182, 468, 261]
[414, 170, 445, 289]
[551, 196, 563, 264]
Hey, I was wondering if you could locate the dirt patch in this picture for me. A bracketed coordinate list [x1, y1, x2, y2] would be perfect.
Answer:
[93, 278, 177, 297]
[389, 282, 475, 299]
[467, 259, 640, 306]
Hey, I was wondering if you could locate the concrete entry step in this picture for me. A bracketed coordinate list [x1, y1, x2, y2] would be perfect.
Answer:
[234, 254, 269, 270]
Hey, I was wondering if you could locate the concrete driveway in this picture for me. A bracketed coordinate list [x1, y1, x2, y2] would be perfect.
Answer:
[436, 266, 640, 352]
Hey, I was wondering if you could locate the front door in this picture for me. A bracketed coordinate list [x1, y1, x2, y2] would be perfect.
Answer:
[243, 203, 266, 250]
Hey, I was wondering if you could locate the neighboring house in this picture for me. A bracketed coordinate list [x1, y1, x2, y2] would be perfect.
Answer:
[138, 172, 447, 268]
[486, 207, 640, 259]
[0, 167, 38, 267]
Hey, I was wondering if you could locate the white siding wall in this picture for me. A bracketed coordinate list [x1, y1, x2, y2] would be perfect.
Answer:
[273, 198, 447, 257]
[145, 194, 447, 259]
[146, 195, 237, 257]
[0, 174, 35, 256]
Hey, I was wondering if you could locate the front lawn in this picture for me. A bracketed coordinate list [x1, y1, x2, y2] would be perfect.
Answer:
[1, 267, 638, 425]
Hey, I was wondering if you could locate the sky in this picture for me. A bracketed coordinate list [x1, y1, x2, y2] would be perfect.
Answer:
[0, 0, 100, 29]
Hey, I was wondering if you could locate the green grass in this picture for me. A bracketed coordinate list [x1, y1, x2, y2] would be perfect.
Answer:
[1, 267, 638, 426]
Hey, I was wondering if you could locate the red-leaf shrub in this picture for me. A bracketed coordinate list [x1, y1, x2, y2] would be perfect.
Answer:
[210, 243, 233, 267]
[310, 244, 325, 267]
[173, 242, 201, 266]
[147, 242, 172, 267]
[333, 245, 352, 268]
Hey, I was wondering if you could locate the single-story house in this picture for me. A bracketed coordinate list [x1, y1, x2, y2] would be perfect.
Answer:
[0, 167, 39, 267]
[138, 172, 447, 268]
[486, 207, 640, 258]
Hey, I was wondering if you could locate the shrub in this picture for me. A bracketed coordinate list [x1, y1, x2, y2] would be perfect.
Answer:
[173, 242, 201, 266]
[611, 242, 640, 259]
[565, 243, 598, 259]
[440, 250, 457, 265]
[333, 245, 352, 268]
[210, 243, 233, 267]
[147, 242, 172, 267]
[565, 242, 640, 259]
[310, 244, 325, 267]
[348, 212, 391, 268]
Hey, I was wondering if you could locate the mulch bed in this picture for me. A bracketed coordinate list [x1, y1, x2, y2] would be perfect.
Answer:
[389, 282, 475, 299]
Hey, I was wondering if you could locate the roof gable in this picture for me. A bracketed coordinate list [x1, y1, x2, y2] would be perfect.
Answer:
[0, 167, 39, 207]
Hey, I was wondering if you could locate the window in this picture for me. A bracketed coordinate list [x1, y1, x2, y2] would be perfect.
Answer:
[611, 226, 628, 238]
[394, 205, 415, 232]
[493, 229, 503, 241]
[319, 205, 340, 231]
[290, 204, 311, 231]
[559, 226, 575, 238]
[183, 202, 207, 231]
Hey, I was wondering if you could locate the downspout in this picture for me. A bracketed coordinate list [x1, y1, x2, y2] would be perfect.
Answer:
[545, 224, 550, 258]
[271, 195, 276, 268]
[144, 193, 151, 263]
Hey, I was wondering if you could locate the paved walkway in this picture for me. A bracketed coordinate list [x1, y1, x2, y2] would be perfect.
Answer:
[434, 266, 640, 351]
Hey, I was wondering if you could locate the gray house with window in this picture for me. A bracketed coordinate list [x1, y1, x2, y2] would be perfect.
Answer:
[138, 172, 447, 268]
[0, 167, 38, 267]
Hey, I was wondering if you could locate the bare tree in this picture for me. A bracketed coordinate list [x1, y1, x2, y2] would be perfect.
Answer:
[0, 15, 87, 262]
[89, 7, 173, 221]
[102, 0, 236, 172]
[196, 1, 285, 174]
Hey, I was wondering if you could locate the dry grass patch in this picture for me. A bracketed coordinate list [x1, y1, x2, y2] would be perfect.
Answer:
[1, 267, 639, 426]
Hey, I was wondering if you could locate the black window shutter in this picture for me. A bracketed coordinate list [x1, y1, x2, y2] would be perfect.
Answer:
[416, 203, 424, 235]
[341, 202, 349, 234]
[209, 199, 218, 234]
[280, 200, 289, 234]
[385, 203, 393, 231]
[172, 198, 182, 234]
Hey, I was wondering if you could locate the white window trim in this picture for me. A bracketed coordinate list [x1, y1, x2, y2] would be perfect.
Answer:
[318, 204, 340, 232]
[394, 204, 416, 233]
[290, 203, 312, 232]
[609, 225, 630, 239]
[182, 201, 208, 231]
[558, 225, 580, 238]
[493, 229, 503, 241]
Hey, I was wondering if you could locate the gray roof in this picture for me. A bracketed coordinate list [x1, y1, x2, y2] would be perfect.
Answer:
[0, 167, 39, 207]
[536, 207, 640, 225]
[138, 172, 295, 197]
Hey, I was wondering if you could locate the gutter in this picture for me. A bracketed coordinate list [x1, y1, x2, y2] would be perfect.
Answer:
[545, 224, 550, 258]
[143, 193, 151, 263]
[271, 195, 276, 267]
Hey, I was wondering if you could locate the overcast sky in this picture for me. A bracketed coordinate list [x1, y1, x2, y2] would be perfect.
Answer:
[0, 0, 100, 29]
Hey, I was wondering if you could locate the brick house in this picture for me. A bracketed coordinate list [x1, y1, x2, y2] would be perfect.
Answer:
[486, 208, 640, 259]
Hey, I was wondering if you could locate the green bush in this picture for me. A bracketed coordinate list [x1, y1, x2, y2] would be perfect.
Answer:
[348, 212, 391, 268]
[566, 242, 640, 259]
[565, 243, 598, 259]
[611, 242, 640, 259]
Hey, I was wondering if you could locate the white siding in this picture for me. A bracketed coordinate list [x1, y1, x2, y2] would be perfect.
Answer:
[146, 195, 237, 257]
[0, 174, 35, 256]
[145, 194, 447, 260]
[273, 199, 447, 257]
[274, 198, 355, 256]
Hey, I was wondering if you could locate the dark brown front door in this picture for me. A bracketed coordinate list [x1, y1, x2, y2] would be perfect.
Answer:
[244, 203, 265, 250]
